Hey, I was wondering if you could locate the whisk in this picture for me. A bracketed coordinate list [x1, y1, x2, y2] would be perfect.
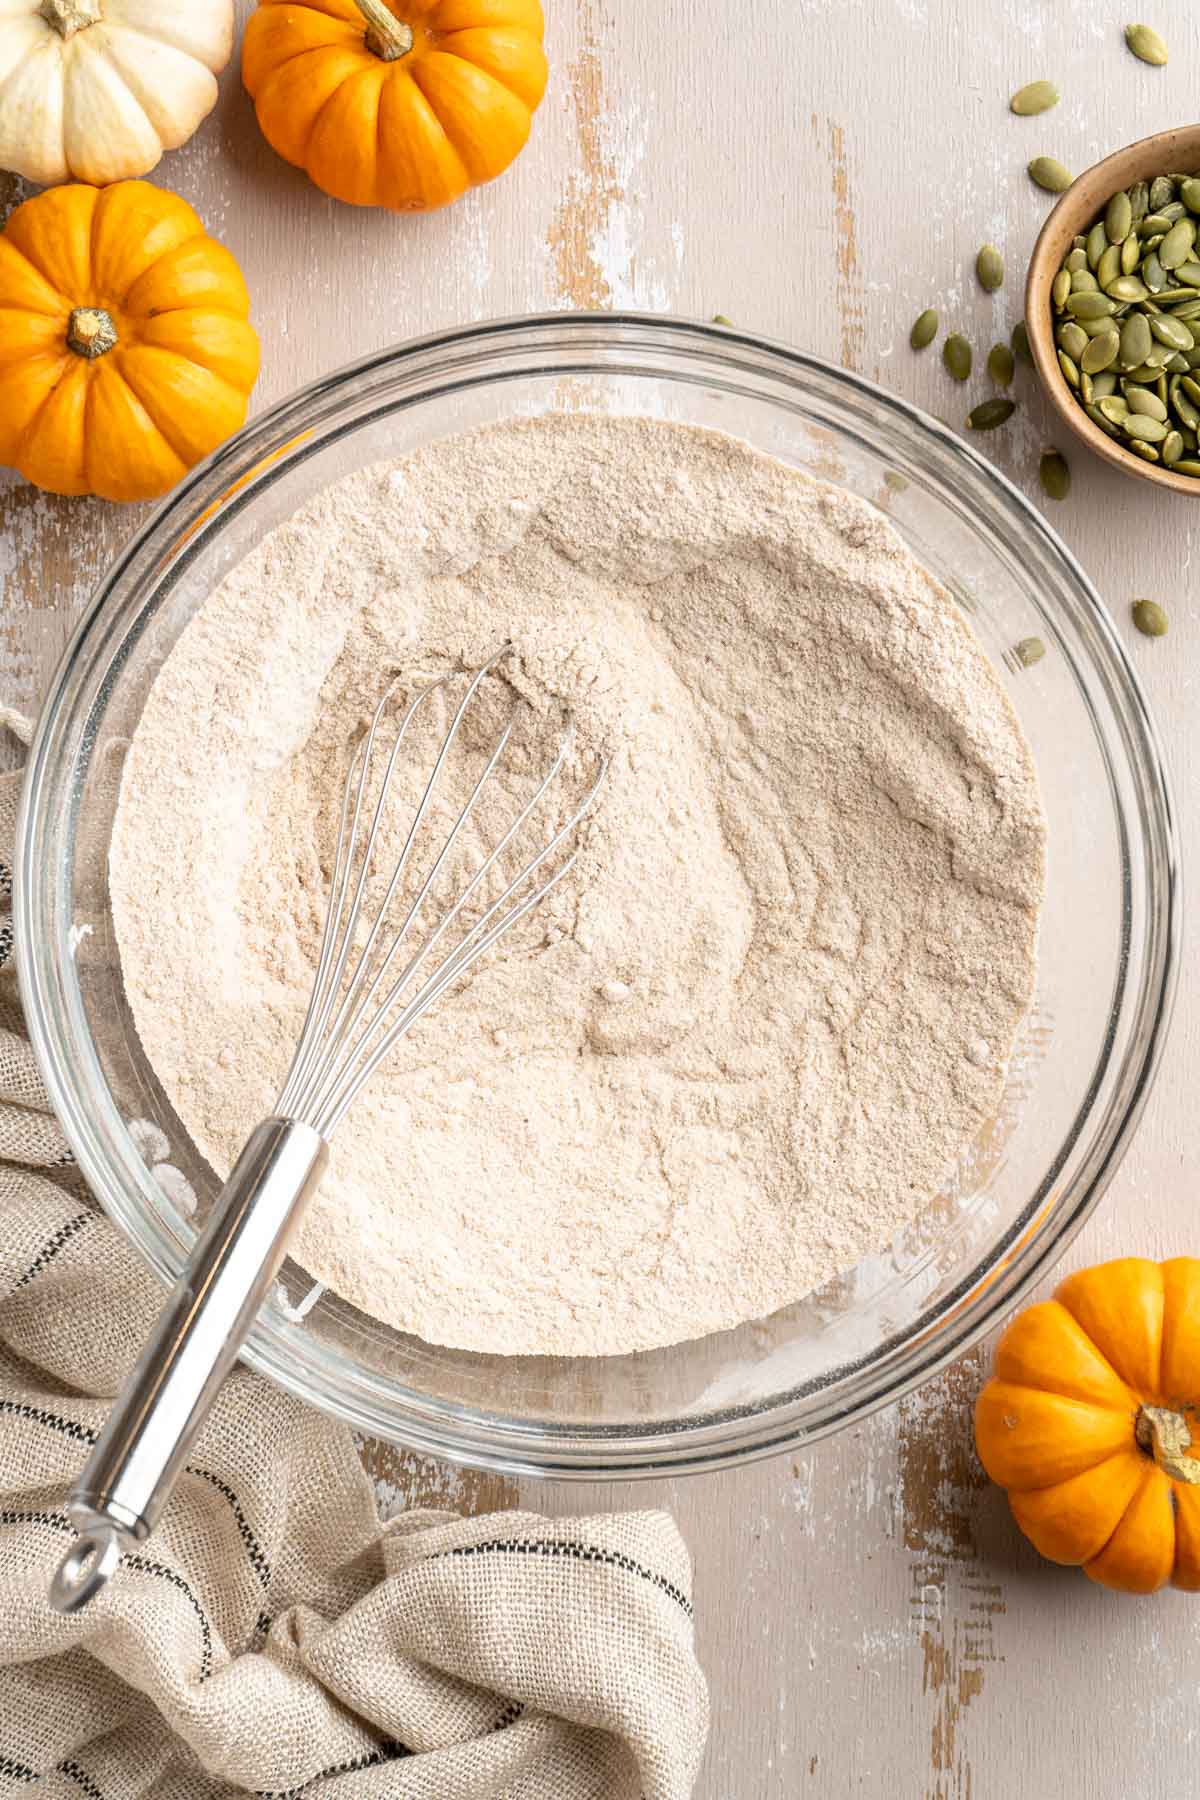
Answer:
[49, 646, 605, 1615]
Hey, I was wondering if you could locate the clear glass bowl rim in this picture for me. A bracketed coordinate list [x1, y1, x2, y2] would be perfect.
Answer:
[15, 311, 1182, 1479]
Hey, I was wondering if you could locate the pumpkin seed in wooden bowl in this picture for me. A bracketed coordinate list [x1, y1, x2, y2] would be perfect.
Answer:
[1027, 125, 1200, 493]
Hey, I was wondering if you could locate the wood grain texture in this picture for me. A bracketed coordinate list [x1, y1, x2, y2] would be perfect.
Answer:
[5, 1, 1200, 1793]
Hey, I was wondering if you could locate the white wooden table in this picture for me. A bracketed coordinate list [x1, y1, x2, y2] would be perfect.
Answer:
[4, 3, 1199, 1792]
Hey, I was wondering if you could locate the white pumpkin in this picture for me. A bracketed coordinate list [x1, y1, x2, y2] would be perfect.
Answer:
[0, 0, 233, 186]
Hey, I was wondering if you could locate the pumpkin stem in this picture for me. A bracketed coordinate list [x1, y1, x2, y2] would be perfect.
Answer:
[1135, 1404, 1200, 1485]
[38, 0, 102, 38]
[354, 0, 414, 60]
[67, 308, 118, 360]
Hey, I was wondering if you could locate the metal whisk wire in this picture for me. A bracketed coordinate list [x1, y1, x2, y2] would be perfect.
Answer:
[49, 643, 606, 1618]
[276, 646, 606, 1138]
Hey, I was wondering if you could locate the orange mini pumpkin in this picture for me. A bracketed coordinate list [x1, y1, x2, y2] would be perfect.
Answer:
[241, 0, 547, 212]
[0, 181, 259, 502]
[976, 1257, 1200, 1593]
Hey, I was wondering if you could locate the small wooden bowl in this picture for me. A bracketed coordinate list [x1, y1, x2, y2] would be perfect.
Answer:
[1026, 125, 1200, 496]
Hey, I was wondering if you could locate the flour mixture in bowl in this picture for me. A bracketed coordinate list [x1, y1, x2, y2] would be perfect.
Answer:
[110, 415, 1046, 1357]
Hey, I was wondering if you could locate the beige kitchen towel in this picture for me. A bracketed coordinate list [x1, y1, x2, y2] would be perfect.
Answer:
[0, 763, 709, 1799]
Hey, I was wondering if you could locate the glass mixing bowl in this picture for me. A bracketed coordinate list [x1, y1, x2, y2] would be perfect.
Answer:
[15, 314, 1179, 1478]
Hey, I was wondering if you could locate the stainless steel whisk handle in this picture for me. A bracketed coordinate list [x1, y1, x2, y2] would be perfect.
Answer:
[48, 1117, 327, 1616]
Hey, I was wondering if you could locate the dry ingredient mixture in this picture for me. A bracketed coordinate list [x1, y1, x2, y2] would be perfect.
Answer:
[110, 415, 1045, 1357]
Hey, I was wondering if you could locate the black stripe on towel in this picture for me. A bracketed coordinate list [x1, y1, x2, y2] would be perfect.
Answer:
[257, 1741, 411, 1797]
[57, 1759, 106, 1799]
[441, 1537, 694, 1617]
[13, 1210, 93, 1289]
[0, 1752, 37, 1781]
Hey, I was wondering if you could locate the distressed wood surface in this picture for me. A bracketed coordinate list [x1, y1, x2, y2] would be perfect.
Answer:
[4, 1, 1200, 1792]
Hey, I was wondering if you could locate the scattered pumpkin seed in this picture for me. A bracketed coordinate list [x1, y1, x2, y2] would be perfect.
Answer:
[976, 244, 1004, 291]
[1125, 22, 1168, 66]
[943, 333, 972, 380]
[910, 307, 939, 349]
[1038, 449, 1071, 500]
[712, 314, 732, 326]
[1014, 636, 1046, 666]
[1132, 599, 1168, 637]
[987, 342, 1015, 386]
[967, 396, 1016, 431]
[1010, 79, 1059, 115]
[1029, 156, 1072, 193]
[1011, 321, 1032, 364]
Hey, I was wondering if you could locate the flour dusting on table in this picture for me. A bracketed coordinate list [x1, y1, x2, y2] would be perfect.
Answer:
[110, 415, 1045, 1357]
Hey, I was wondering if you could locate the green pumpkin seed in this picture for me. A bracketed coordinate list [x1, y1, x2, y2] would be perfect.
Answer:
[1182, 178, 1200, 212]
[1081, 330, 1120, 373]
[1159, 218, 1196, 267]
[1162, 429, 1185, 463]
[987, 342, 1015, 386]
[1150, 313, 1195, 349]
[1087, 221, 1108, 268]
[1121, 233, 1142, 275]
[1167, 352, 1190, 372]
[1052, 269, 1071, 310]
[1182, 374, 1200, 404]
[1097, 243, 1123, 289]
[1169, 376, 1200, 426]
[1085, 402, 1121, 436]
[1107, 276, 1150, 302]
[1030, 156, 1072, 193]
[1171, 457, 1200, 472]
[1057, 349, 1080, 388]
[943, 333, 972, 380]
[1106, 190, 1133, 244]
[1175, 261, 1200, 286]
[1120, 312, 1153, 366]
[1014, 636, 1047, 667]
[1098, 396, 1130, 423]
[1126, 23, 1168, 65]
[1128, 440, 1161, 461]
[1160, 201, 1186, 224]
[1125, 363, 1162, 382]
[1012, 320, 1032, 364]
[1066, 292, 1117, 319]
[976, 244, 1004, 291]
[1058, 321, 1089, 359]
[1125, 412, 1170, 441]
[1183, 346, 1200, 367]
[1071, 268, 1100, 293]
[1129, 179, 1150, 222]
[910, 307, 939, 349]
[1139, 212, 1174, 236]
[1010, 79, 1059, 115]
[1038, 449, 1070, 499]
[1126, 386, 1168, 418]
[1132, 600, 1168, 639]
[1090, 371, 1118, 398]
[1142, 250, 1167, 292]
[967, 397, 1016, 431]
[1144, 340, 1176, 365]
[1150, 175, 1176, 210]
[1065, 247, 1088, 273]
[1082, 314, 1122, 337]
[1158, 373, 1172, 402]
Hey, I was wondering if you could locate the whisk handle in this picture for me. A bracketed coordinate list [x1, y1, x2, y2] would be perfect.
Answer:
[48, 1117, 327, 1615]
